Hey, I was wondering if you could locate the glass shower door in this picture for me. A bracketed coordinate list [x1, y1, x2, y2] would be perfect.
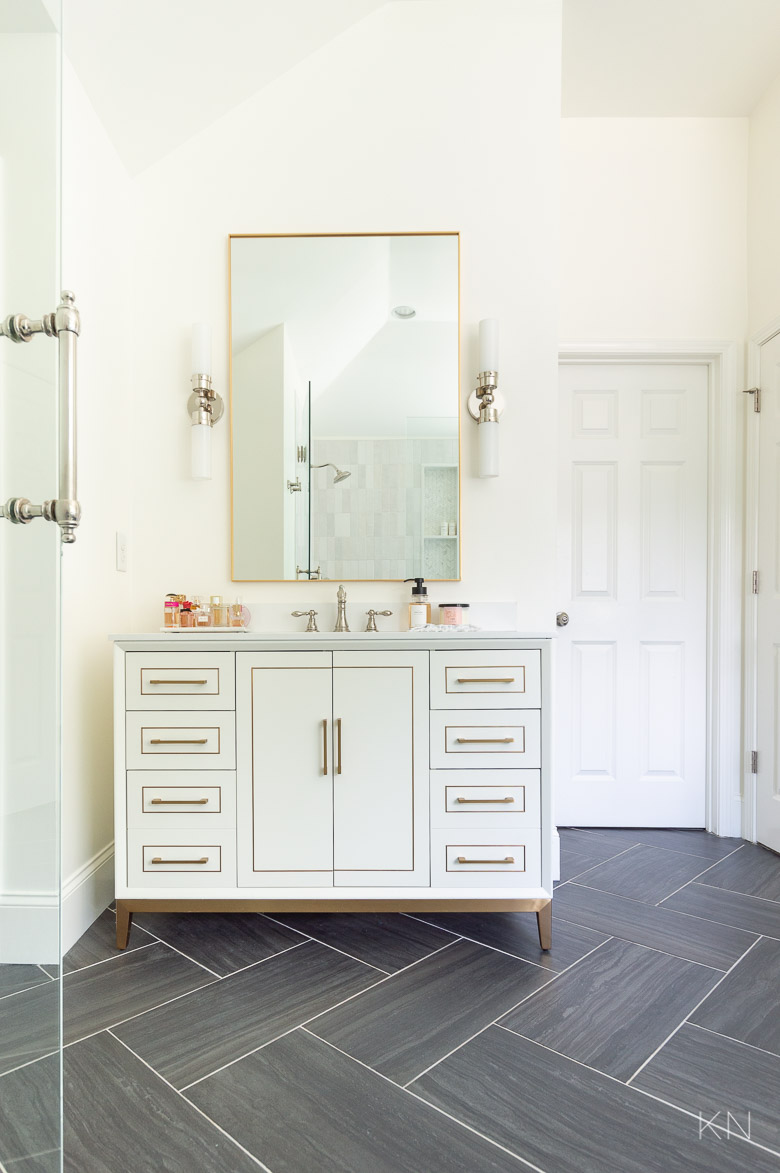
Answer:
[0, 2, 63, 1170]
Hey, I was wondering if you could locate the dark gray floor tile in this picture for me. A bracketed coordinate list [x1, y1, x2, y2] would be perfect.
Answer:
[0, 1054, 59, 1165]
[62, 1032, 260, 1173]
[576, 844, 719, 904]
[0, 965, 51, 999]
[694, 844, 780, 902]
[114, 939, 381, 1089]
[0, 981, 59, 1075]
[269, 912, 454, 973]
[559, 828, 636, 862]
[633, 1023, 780, 1152]
[691, 937, 780, 1055]
[133, 910, 306, 976]
[577, 828, 744, 860]
[407, 909, 608, 971]
[662, 881, 780, 939]
[58, 909, 152, 975]
[5, 1151, 61, 1172]
[61, 941, 214, 1048]
[558, 847, 610, 883]
[411, 1026, 780, 1173]
[500, 938, 719, 1080]
[188, 1028, 526, 1173]
[309, 937, 552, 1085]
[554, 882, 756, 969]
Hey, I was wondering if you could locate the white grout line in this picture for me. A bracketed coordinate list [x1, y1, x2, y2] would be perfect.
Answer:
[0, 1050, 59, 1082]
[36, 964, 56, 981]
[625, 935, 763, 1085]
[178, 1023, 306, 1092]
[206, 938, 311, 982]
[690, 877, 780, 908]
[59, 941, 158, 979]
[654, 885, 780, 940]
[126, 936, 224, 981]
[687, 1019, 780, 1061]
[0, 977, 58, 1004]
[653, 845, 747, 905]
[3, 1148, 62, 1168]
[262, 915, 391, 975]
[551, 912, 745, 972]
[400, 913, 556, 972]
[299, 1028, 545, 1173]
[106, 1030, 274, 1172]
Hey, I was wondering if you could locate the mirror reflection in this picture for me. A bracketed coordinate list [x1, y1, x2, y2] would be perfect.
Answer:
[230, 233, 460, 581]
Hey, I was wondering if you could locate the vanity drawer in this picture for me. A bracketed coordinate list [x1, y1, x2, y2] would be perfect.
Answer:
[430, 770, 540, 829]
[431, 829, 542, 887]
[127, 831, 236, 887]
[430, 650, 540, 710]
[126, 771, 236, 829]
[430, 710, 541, 769]
[125, 653, 235, 711]
[126, 711, 236, 770]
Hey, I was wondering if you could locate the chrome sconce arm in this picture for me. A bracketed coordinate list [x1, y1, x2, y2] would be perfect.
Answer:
[0, 290, 81, 543]
[188, 324, 224, 480]
[467, 318, 504, 479]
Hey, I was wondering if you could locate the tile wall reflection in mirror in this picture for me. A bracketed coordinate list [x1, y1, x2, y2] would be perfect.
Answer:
[230, 233, 460, 581]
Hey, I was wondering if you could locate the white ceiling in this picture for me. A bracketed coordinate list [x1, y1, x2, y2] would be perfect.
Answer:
[563, 0, 780, 116]
[61, 0, 780, 176]
[63, 0, 387, 174]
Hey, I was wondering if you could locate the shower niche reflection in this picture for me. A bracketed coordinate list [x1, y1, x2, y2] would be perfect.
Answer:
[230, 233, 460, 581]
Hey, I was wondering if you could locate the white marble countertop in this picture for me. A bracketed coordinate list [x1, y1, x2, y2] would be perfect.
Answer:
[110, 630, 555, 643]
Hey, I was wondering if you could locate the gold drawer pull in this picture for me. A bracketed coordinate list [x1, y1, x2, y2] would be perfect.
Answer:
[456, 796, 515, 804]
[148, 679, 208, 685]
[336, 717, 343, 775]
[150, 856, 209, 865]
[322, 718, 328, 777]
[149, 738, 208, 745]
[456, 737, 514, 744]
[150, 797, 209, 805]
[456, 677, 515, 684]
[457, 856, 515, 865]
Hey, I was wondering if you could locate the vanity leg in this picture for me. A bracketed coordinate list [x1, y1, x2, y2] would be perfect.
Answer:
[536, 901, 552, 951]
[116, 904, 133, 950]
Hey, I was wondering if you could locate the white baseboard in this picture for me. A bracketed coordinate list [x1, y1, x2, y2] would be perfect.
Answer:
[61, 842, 115, 955]
[0, 843, 115, 965]
[552, 827, 560, 883]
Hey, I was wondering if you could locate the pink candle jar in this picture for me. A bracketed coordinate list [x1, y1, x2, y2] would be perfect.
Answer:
[439, 603, 469, 626]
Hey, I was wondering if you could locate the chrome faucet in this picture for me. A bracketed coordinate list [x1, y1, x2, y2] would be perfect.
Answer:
[335, 584, 349, 632]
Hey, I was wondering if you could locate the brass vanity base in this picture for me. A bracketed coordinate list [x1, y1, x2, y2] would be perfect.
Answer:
[115, 897, 552, 952]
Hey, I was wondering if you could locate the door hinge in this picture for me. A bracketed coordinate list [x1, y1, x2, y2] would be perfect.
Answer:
[743, 386, 761, 413]
[752, 570, 759, 594]
[750, 750, 758, 774]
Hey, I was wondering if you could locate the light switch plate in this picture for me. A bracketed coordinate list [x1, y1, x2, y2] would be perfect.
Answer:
[116, 531, 128, 573]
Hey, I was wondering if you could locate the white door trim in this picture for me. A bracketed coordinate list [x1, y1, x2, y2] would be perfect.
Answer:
[559, 341, 743, 838]
[745, 316, 780, 843]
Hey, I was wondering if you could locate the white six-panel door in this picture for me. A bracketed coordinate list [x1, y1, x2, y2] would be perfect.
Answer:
[756, 331, 780, 853]
[556, 362, 708, 826]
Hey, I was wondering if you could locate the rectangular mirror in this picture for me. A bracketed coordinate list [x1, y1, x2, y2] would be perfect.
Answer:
[230, 232, 460, 581]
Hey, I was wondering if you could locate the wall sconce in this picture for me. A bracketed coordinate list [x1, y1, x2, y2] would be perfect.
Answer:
[188, 322, 224, 480]
[467, 318, 504, 478]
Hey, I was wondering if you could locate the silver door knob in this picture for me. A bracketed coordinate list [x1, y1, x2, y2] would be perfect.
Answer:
[556, 611, 569, 627]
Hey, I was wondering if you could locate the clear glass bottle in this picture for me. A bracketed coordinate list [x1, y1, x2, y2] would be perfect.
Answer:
[193, 597, 213, 628]
[229, 597, 244, 628]
[179, 603, 194, 628]
[210, 595, 227, 627]
[163, 595, 181, 628]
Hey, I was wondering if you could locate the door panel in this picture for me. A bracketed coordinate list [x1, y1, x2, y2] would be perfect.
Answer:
[756, 332, 780, 852]
[237, 652, 333, 886]
[333, 651, 429, 886]
[557, 362, 708, 826]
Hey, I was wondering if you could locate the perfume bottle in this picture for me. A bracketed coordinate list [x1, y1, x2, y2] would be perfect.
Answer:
[192, 596, 213, 628]
[210, 595, 227, 627]
[229, 598, 244, 628]
[179, 602, 194, 628]
[163, 594, 181, 628]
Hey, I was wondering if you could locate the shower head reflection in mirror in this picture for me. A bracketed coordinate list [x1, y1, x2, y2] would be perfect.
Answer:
[230, 232, 460, 583]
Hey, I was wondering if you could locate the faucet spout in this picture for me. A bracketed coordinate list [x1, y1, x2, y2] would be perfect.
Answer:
[335, 584, 350, 632]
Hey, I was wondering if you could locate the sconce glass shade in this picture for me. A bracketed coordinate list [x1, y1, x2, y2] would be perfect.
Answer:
[478, 417, 499, 478]
[191, 419, 212, 480]
[192, 322, 212, 376]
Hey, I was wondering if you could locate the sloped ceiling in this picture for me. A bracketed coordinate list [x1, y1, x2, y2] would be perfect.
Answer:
[63, 0, 388, 174]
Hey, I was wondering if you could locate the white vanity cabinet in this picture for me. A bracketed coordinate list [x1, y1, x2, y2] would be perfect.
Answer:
[113, 634, 553, 951]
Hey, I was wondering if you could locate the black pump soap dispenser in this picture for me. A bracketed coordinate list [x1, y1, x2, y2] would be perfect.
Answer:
[405, 578, 431, 629]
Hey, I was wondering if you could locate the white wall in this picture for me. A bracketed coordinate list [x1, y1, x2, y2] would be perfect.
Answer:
[60, 60, 133, 943]
[129, 0, 562, 625]
[748, 71, 780, 334]
[560, 118, 749, 342]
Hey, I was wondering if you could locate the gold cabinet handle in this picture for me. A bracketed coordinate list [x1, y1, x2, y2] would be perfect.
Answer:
[455, 796, 515, 804]
[150, 856, 209, 865]
[456, 856, 515, 865]
[148, 679, 208, 685]
[322, 719, 328, 776]
[456, 677, 515, 684]
[149, 738, 208, 745]
[150, 797, 209, 805]
[336, 717, 342, 775]
[455, 737, 515, 744]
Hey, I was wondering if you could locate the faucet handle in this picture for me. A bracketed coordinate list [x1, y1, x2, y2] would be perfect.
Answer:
[365, 609, 393, 632]
[292, 609, 319, 633]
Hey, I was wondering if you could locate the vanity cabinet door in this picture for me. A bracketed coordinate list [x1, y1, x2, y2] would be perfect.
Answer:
[332, 652, 429, 887]
[237, 653, 333, 887]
